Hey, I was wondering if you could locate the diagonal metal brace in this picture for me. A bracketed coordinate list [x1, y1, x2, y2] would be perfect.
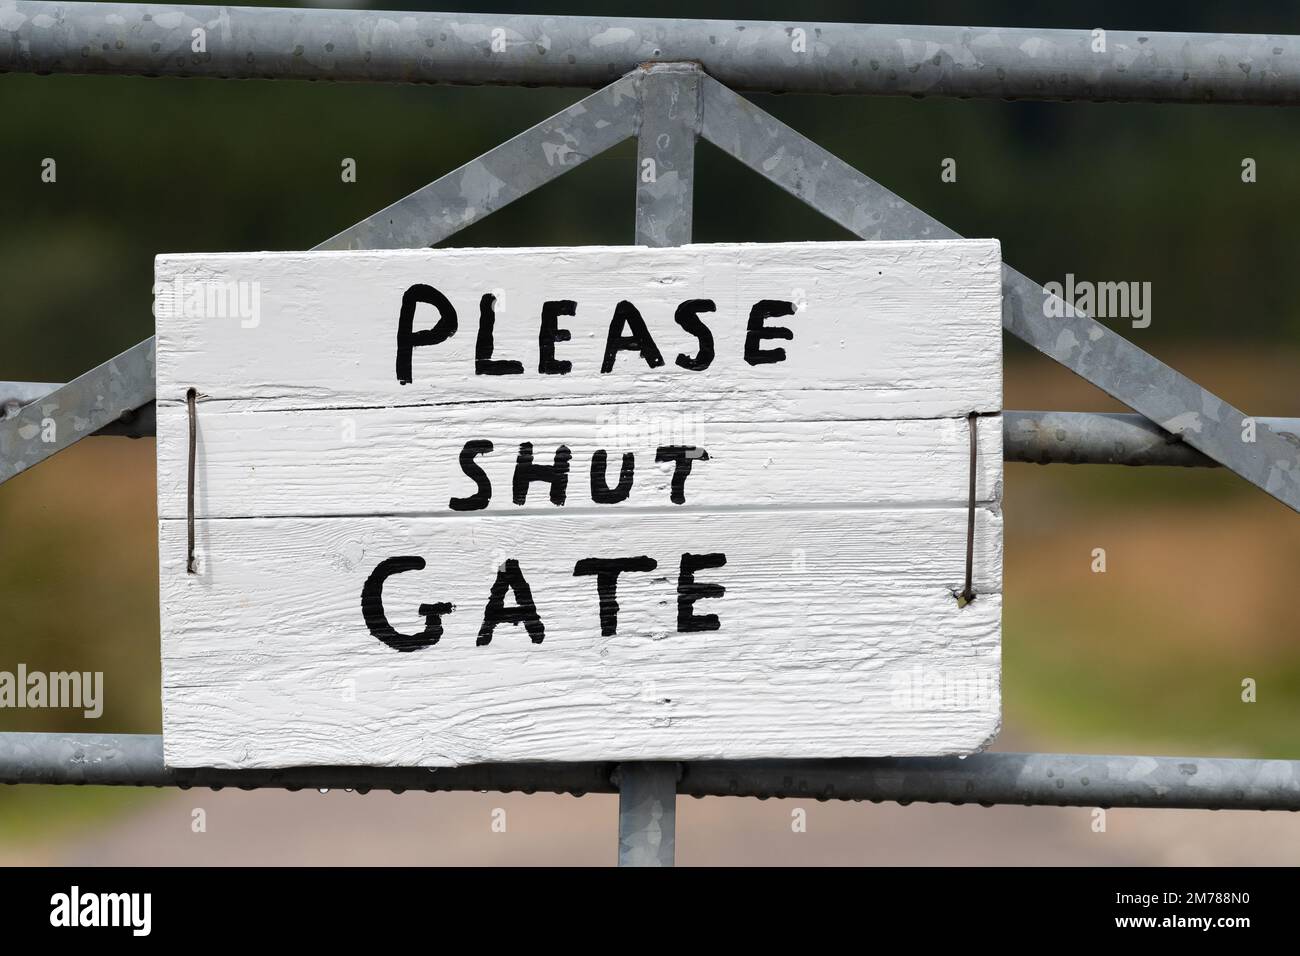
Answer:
[698, 76, 1300, 513]
[0, 339, 155, 484]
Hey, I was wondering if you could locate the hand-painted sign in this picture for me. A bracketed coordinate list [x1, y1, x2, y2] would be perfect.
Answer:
[156, 240, 1003, 768]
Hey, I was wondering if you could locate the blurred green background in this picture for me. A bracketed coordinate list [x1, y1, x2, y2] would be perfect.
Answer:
[2, 0, 1299, 853]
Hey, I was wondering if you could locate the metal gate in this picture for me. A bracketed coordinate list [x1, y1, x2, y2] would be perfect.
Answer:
[3, 4, 1300, 866]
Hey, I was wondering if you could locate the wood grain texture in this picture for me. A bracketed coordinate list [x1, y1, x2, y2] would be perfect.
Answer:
[160, 510, 1002, 768]
[156, 403, 1003, 519]
[155, 240, 1005, 768]
[155, 241, 1002, 416]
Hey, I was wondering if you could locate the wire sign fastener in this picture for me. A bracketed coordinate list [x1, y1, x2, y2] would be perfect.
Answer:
[957, 411, 979, 608]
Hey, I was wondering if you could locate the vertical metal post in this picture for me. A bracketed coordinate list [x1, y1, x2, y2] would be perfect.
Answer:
[615, 62, 701, 868]
[616, 762, 678, 866]
[633, 63, 700, 247]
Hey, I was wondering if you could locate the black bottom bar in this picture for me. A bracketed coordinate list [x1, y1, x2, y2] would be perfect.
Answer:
[0, 866, 1283, 938]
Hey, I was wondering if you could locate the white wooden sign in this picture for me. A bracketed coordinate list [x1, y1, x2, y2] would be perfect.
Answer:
[155, 240, 1004, 769]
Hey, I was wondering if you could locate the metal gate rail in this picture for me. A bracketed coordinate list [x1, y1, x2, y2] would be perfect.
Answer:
[4, 733, 1298, 813]
[5, 398, 1298, 468]
[2, 5, 1299, 866]
[5, 2, 1300, 104]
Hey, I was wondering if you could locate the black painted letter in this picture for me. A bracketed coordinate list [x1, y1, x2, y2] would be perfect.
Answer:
[513, 442, 572, 506]
[476, 293, 523, 376]
[478, 558, 545, 645]
[573, 555, 658, 637]
[678, 552, 727, 633]
[674, 298, 716, 371]
[744, 299, 796, 366]
[655, 446, 709, 505]
[449, 439, 494, 511]
[361, 556, 454, 652]
[601, 300, 665, 373]
[590, 450, 635, 504]
[397, 284, 457, 385]
[539, 299, 576, 375]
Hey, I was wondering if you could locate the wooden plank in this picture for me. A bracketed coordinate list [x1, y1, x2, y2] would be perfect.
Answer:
[154, 240, 1002, 417]
[156, 403, 1003, 518]
[159, 509, 1002, 768]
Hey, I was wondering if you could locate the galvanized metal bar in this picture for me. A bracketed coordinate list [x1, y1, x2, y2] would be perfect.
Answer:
[634, 63, 701, 248]
[12, 382, 1300, 470]
[616, 762, 678, 866]
[698, 77, 1300, 512]
[0, 732, 616, 794]
[1006, 409, 1212, 467]
[679, 753, 1300, 810]
[1004, 410, 1300, 467]
[0, 338, 155, 483]
[5, 3, 1300, 105]
[3, 734, 1298, 811]
[2, 384, 156, 440]
[611, 62, 701, 868]
[315, 74, 639, 251]
[0, 381, 61, 412]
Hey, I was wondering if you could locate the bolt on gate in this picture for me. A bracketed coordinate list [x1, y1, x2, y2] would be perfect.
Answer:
[3, 4, 1300, 867]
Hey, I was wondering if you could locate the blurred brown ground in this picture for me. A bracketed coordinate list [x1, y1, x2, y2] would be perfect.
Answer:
[6, 789, 1300, 866]
[1, 345, 1298, 865]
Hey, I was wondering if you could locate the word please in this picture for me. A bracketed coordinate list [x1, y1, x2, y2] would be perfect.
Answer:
[396, 284, 798, 383]
[362, 552, 727, 651]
